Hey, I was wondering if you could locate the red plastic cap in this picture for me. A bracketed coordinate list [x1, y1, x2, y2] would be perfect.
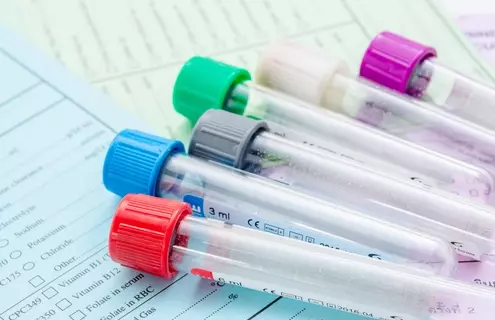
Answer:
[108, 194, 191, 279]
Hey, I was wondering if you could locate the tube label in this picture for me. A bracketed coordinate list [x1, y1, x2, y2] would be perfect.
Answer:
[189, 268, 421, 320]
[265, 122, 442, 191]
[339, 91, 493, 204]
[322, 82, 493, 205]
[243, 160, 488, 261]
[183, 194, 414, 265]
[403, 128, 494, 204]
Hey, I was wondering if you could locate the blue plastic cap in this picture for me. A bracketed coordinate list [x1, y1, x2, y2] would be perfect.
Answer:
[103, 129, 185, 197]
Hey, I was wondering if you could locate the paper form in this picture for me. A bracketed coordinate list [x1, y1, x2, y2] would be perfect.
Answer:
[0, 24, 373, 320]
[442, 0, 495, 68]
[0, 0, 493, 144]
[0, 2, 494, 320]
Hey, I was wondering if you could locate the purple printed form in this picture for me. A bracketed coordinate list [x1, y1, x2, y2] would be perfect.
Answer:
[458, 14, 495, 67]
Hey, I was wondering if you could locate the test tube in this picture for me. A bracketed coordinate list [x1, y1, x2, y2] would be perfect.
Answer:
[254, 42, 495, 204]
[361, 31, 495, 132]
[173, 56, 494, 204]
[110, 194, 495, 320]
[188, 108, 495, 262]
[102, 129, 457, 275]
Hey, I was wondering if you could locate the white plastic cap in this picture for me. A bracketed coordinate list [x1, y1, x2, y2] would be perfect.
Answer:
[254, 41, 351, 110]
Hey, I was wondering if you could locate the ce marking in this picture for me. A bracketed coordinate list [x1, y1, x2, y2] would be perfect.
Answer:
[263, 288, 276, 294]
[248, 219, 260, 229]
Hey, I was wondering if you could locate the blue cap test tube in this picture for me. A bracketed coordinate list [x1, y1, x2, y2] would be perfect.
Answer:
[102, 129, 458, 276]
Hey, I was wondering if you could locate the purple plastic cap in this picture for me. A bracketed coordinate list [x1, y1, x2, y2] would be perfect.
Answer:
[360, 31, 437, 96]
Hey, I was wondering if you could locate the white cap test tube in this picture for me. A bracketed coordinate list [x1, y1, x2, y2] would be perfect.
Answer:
[102, 129, 457, 275]
[254, 41, 495, 204]
[188, 109, 495, 263]
[109, 193, 495, 320]
[173, 56, 494, 204]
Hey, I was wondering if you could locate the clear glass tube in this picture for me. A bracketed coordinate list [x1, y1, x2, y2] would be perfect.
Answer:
[171, 216, 443, 320]
[228, 82, 494, 204]
[110, 196, 495, 320]
[253, 42, 495, 205]
[323, 74, 495, 205]
[409, 58, 495, 132]
[209, 126, 495, 262]
[158, 152, 456, 275]
[104, 129, 461, 273]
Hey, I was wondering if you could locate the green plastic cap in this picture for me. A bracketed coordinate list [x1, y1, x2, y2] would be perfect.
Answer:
[173, 56, 252, 125]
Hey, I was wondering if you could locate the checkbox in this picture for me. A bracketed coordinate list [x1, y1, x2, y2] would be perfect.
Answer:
[42, 287, 58, 299]
[69, 310, 86, 320]
[56, 298, 72, 311]
[28, 275, 45, 287]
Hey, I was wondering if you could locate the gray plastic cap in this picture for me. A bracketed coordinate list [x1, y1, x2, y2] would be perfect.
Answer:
[189, 109, 269, 169]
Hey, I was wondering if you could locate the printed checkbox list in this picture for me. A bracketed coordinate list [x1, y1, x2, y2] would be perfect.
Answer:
[42, 287, 59, 299]
[28, 275, 45, 287]
[70, 310, 86, 320]
[56, 298, 72, 311]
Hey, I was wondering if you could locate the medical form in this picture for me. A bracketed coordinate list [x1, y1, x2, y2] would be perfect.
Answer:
[0, 25, 370, 320]
[0, 0, 492, 143]
[1, 1, 494, 319]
